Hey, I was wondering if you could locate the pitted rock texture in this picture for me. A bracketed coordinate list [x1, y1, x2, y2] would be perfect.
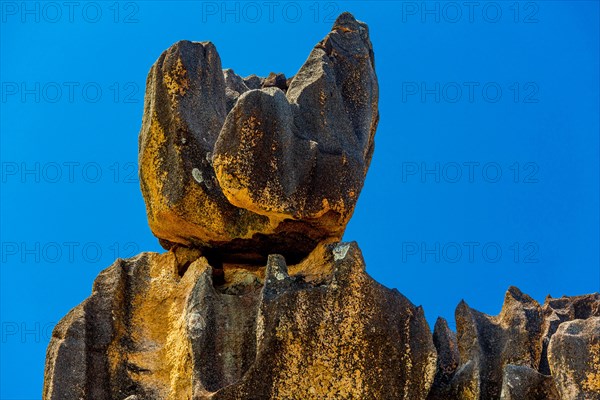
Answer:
[43, 243, 437, 400]
[548, 317, 600, 399]
[139, 12, 378, 263]
[427, 317, 459, 399]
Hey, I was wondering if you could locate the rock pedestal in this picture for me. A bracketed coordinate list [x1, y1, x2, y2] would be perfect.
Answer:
[43, 243, 437, 400]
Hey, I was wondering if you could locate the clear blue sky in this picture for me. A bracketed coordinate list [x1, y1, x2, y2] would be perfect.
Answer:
[1, 1, 599, 398]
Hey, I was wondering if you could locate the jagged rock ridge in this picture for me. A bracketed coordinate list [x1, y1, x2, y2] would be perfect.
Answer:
[427, 290, 600, 400]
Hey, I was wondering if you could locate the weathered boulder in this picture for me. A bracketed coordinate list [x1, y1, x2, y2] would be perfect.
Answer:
[548, 317, 600, 399]
[43, 249, 204, 400]
[139, 12, 378, 263]
[43, 242, 436, 399]
[242, 74, 263, 90]
[539, 293, 600, 375]
[223, 68, 249, 112]
[261, 72, 289, 91]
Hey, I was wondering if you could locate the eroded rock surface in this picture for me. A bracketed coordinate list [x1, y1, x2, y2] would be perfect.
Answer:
[548, 317, 600, 399]
[427, 317, 459, 399]
[44, 10, 600, 400]
[428, 289, 600, 400]
[43, 243, 437, 400]
[139, 12, 378, 263]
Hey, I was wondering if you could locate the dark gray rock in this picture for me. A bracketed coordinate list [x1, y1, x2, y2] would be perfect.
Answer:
[261, 72, 288, 91]
[500, 365, 559, 400]
[211, 243, 436, 400]
[242, 74, 263, 90]
[427, 317, 459, 399]
[213, 12, 379, 250]
[539, 293, 600, 375]
[223, 68, 249, 112]
[138, 39, 270, 256]
[42, 305, 87, 400]
[43, 260, 127, 400]
[427, 289, 600, 400]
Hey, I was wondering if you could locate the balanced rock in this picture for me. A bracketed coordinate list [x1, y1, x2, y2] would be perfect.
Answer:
[139, 12, 379, 263]
[43, 9, 600, 400]
[43, 242, 436, 400]
[261, 72, 288, 91]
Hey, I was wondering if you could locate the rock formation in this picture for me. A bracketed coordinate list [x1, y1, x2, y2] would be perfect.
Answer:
[138, 11, 378, 265]
[43, 243, 437, 399]
[43, 11, 600, 400]
[426, 290, 599, 400]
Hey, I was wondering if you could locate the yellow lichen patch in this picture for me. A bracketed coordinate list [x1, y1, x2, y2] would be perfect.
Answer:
[140, 113, 168, 221]
[270, 268, 375, 399]
[119, 251, 206, 400]
[583, 342, 600, 392]
[214, 160, 292, 230]
[163, 57, 189, 98]
[288, 242, 336, 282]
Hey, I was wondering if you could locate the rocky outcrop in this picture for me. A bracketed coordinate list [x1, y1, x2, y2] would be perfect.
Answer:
[43, 10, 600, 400]
[44, 261, 600, 400]
[138, 12, 378, 264]
[451, 287, 544, 399]
[44, 243, 437, 399]
[539, 293, 600, 375]
[426, 289, 600, 400]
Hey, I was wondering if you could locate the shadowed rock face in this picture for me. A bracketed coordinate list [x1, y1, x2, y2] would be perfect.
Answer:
[427, 317, 459, 399]
[426, 289, 600, 400]
[43, 243, 437, 400]
[139, 12, 378, 263]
